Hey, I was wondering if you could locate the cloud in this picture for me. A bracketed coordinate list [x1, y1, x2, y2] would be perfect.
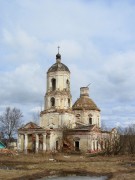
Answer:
[0, 63, 44, 105]
[2, 28, 45, 63]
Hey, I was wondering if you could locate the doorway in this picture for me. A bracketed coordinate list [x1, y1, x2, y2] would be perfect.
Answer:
[75, 141, 79, 151]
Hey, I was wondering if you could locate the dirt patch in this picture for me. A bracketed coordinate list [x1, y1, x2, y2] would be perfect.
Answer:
[0, 153, 134, 180]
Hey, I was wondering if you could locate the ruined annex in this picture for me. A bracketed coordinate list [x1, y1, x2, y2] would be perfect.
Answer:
[18, 51, 117, 153]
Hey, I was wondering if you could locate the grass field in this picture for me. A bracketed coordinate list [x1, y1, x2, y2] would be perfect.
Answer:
[0, 153, 134, 180]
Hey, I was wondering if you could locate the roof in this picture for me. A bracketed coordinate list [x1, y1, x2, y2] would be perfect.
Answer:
[64, 125, 101, 134]
[72, 96, 100, 111]
[18, 122, 44, 131]
[47, 62, 70, 73]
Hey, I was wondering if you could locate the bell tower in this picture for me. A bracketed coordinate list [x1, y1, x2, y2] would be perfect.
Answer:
[44, 48, 72, 111]
[40, 48, 75, 130]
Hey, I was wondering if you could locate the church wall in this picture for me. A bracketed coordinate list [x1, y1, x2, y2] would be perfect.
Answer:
[73, 110, 101, 127]
[40, 112, 59, 128]
[64, 132, 95, 152]
[49, 130, 63, 151]
[64, 131, 103, 152]
[45, 94, 71, 110]
[40, 112, 75, 129]
[47, 71, 70, 92]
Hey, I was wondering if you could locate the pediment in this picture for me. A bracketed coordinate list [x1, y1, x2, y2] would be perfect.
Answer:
[19, 122, 43, 130]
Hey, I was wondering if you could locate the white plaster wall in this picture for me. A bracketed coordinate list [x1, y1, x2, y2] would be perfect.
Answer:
[49, 130, 63, 151]
[74, 110, 101, 127]
[67, 133, 102, 152]
[40, 112, 76, 129]
[47, 71, 70, 91]
[45, 94, 72, 110]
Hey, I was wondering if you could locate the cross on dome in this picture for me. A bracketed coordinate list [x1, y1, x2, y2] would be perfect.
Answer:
[58, 46, 60, 54]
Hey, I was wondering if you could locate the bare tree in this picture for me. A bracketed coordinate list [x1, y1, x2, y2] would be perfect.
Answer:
[102, 134, 121, 155]
[121, 124, 135, 154]
[0, 107, 23, 142]
[103, 125, 135, 155]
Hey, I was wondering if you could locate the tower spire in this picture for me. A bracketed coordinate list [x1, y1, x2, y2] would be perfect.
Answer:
[58, 46, 60, 54]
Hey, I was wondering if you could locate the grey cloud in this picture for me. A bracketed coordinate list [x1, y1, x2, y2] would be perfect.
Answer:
[0, 63, 44, 105]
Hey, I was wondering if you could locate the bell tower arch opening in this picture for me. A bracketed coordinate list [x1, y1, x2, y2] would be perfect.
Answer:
[66, 79, 70, 90]
[51, 97, 55, 107]
[51, 78, 56, 91]
[68, 98, 70, 107]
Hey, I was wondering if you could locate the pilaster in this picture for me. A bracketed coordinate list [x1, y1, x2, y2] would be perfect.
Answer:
[36, 134, 39, 153]
[24, 133, 28, 154]
[43, 133, 47, 152]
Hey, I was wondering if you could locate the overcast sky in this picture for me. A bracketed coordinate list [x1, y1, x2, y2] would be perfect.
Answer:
[0, 0, 135, 128]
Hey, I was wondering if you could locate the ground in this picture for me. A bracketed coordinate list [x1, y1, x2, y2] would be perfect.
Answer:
[0, 153, 134, 180]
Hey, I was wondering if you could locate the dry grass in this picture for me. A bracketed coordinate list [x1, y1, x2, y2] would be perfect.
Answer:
[0, 153, 134, 180]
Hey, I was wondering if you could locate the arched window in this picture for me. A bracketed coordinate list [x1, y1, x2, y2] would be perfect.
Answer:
[89, 117, 92, 125]
[51, 78, 56, 91]
[88, 114, 92, 125]
[51, 97, 55, 107]
[66, 79, 70, 89]
[68, 98, 70, 107]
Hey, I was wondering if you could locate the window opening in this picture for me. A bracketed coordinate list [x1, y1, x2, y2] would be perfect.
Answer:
[66, 79, 70, 89]
[56, 141, 58, 150]
[89, 117, 92, 124]
[52, 78, 56, 91]
[68, 98, 70, 107]
[51, 97, 55, 107]
[75, 141, 79, 151]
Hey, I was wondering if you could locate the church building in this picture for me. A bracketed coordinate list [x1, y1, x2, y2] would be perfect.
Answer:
[18, 50, 117, 153]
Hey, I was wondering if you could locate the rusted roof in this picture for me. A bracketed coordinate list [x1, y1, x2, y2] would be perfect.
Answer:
[47, 62, 70, 73]
[72, 96, 100, 111]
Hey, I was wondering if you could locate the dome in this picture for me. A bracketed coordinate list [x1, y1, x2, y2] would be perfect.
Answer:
[47, 62, 70, 73]
[72, 96, 100, 111]
[47, 52, 70, 73]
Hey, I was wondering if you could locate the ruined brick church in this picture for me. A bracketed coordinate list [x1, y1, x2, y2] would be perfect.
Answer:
[18, 51, 116, 153]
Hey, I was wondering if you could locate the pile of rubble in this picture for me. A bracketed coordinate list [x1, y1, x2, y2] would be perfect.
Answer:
[0, 148, 18, 156]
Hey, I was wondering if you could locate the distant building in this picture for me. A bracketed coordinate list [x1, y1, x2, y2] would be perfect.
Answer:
[18, 51, 117, 153]
[0, 141, 6, 149]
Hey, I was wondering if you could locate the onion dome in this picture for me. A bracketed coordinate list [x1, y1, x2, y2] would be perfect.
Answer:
[47, 53, 70, 73]
[72, 87, 100, 111]
[56, 53, 61, 59]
